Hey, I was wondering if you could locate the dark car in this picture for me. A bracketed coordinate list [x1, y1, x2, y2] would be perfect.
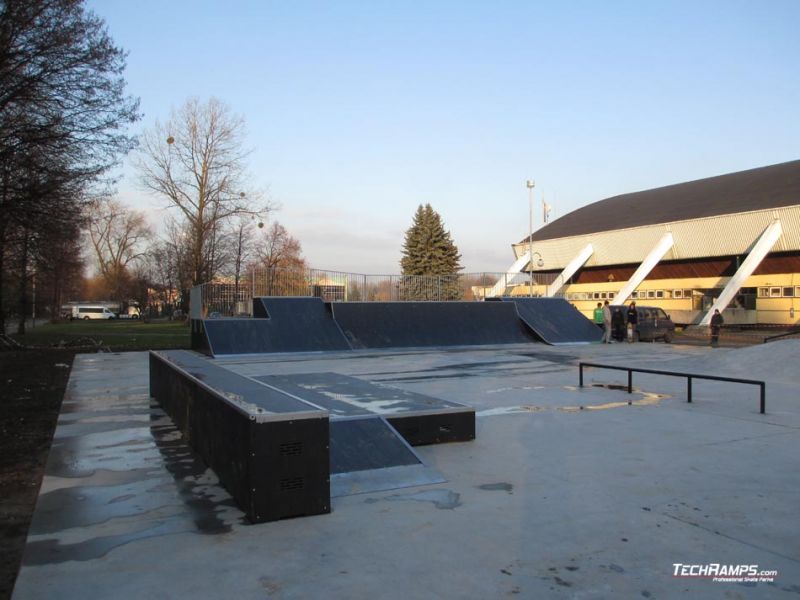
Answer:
[631, 305, 676, 342]
[609, 305, 676, 342]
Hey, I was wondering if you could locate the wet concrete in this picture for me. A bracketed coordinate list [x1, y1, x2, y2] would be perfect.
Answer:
[18, 355, 238, 570]
[13, 343, 800, 599]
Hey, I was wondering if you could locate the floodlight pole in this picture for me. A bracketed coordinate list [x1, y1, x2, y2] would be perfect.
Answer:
[526, 179, 535, 297]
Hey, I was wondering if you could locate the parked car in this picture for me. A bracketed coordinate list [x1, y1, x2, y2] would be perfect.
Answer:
[637, 305, 676, 342]
[609, 305, 676, 342]
[72, 305, 117, 320]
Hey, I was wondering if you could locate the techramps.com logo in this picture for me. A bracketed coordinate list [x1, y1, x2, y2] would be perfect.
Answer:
[673, 563, 778, 583]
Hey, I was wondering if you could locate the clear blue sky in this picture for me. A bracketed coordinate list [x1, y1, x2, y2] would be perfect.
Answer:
[87, 0, 800, 274]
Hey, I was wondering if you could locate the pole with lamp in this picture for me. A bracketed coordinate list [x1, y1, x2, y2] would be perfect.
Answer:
[526, 179, 535, 297]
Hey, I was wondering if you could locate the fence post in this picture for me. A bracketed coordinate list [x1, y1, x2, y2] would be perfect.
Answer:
[579, 363, 583, 387]
[760, 382, 765, 414]
[627, 369, 632, 394]
[687, 377, 692, 403]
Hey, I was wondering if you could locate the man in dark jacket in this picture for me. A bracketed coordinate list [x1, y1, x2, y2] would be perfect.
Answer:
[710, 309, 724, 347]
[611, 306, 625, 341]
[626, 302, 638, 342]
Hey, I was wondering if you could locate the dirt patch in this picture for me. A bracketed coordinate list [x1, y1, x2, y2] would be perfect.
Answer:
[0, 349, 76, 600]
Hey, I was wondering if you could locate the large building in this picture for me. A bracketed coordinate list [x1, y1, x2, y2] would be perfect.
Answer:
[500, 160, 800, 326]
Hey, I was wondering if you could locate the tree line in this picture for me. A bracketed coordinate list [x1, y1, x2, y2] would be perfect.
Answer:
[0, 1, 304, 330]
[0, 0, 139, 332]
[82, 96, 306, 319]
[1, 0, 465, 332]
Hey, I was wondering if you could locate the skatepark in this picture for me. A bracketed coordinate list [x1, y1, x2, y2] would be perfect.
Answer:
[11, 297, 800, 599]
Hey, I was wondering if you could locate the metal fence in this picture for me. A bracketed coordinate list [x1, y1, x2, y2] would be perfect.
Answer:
[195, 267, 549, 316]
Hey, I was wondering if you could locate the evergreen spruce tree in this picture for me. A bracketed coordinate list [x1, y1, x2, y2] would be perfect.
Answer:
[400, 204, 463, 300]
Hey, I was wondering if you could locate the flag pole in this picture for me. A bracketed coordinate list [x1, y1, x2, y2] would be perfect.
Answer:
[526, 179, 535, 297]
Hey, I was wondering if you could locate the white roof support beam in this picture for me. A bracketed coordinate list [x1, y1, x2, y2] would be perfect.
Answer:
[612, 233, 674, 306]
[487, 251, 532, 298]
[698, 219, 783, 326]
[545, 244, 594, 297]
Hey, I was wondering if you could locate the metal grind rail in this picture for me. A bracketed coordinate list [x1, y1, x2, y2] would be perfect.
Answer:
[578, 362, 766, 414]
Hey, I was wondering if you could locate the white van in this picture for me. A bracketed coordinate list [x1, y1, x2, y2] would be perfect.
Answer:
[72, 305, 117, 320]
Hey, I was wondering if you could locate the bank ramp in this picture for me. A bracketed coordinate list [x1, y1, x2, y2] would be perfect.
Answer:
[492, 297, 603, 345]
[196, 297, 351, 355]
[331, 301, 538, 349]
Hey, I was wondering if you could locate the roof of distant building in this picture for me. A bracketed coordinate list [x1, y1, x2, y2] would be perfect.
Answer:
[524, 159, 800, 243]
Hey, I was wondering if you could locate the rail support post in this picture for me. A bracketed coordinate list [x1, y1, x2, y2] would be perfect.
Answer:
[687, 376, 692, 404]
[627, 369, 632, 394]
[579, 364, 584, 388]
[760, 383, 765, 414]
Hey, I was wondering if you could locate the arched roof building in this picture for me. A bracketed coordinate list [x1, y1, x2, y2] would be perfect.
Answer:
[502, 160, 800, 326]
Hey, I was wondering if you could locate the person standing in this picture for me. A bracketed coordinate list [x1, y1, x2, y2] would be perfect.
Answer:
[611, 306, 625, 341]
[593, 302, 604, 330]
[626, 301, 638, 342]
[602, 300, 612, 343]
[710, 309, 724, 347]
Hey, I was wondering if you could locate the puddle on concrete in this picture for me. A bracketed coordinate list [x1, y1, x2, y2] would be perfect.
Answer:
[27, 399, 238, 565]
[514, 352, 578, 365]
[365, 489, 462, 510]
[591, 383, 628, 391]
[367, 355, 570, 383]
[476, 389, 669, 417]
[478, 483, 513, 493]
[560, 391, 667, 412]
[486, 385, 545, 394]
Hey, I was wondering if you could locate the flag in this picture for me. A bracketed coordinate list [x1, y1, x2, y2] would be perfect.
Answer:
[543, 199, 552, 224]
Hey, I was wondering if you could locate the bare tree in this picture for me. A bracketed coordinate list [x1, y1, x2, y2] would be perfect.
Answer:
[87, 198, 151, 300]
[36, 219, 85, 320]
[257, 222, 305, 270]
[146, 217, 195, 314]
[226, 217, 259, 306]
[254, 221, 306, 295]
[0, 0, 140, 331]
[136, 97, 271, 286]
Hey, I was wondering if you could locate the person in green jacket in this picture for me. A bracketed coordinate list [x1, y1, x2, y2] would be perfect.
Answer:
[593, 302, 604, 330]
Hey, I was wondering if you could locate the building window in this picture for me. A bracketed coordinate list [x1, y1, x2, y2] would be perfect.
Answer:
[684, 289, 693, 298]
[784, 287, 794, 297]
[770, 287, 782, 298]
[673, 289, 683, 298]
[647, 290, 656, 299]
[758, 288, 770, 297]
[656, 290, 664, 298]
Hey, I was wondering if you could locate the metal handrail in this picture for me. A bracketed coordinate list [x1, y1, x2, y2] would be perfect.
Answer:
[578, 362, 765, 414]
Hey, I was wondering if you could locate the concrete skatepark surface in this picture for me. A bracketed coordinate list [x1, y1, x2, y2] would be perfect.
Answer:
[13, 340, 800, 599]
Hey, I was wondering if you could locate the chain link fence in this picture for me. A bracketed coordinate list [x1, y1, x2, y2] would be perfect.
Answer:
[195, 267, 549, 316]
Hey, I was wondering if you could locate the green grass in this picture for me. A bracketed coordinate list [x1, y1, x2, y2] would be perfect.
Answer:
[10, 319, 190, 351]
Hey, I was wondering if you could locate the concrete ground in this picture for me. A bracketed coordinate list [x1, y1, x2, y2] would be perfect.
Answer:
[12, 340, 800, 599]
